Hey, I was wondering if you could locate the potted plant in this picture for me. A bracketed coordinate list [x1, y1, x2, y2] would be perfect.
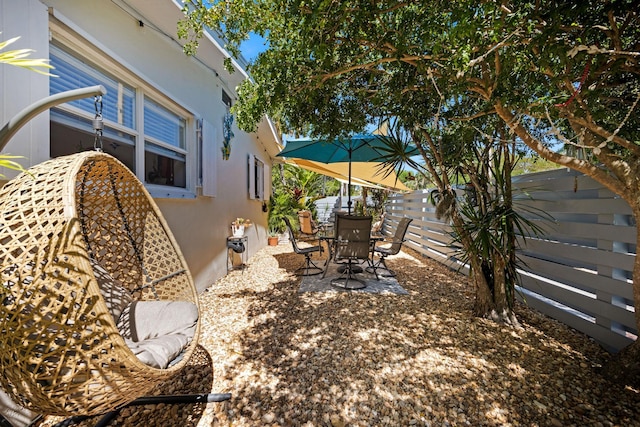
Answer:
[231, 217, 252, 237]
[267, 228, 279, 246]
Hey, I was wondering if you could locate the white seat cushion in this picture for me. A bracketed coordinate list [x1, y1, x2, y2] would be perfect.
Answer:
[117, 300, 198, 369]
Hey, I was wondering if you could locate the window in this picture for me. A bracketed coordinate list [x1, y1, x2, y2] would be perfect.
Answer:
[49, 42, 192, 196]
[248, 154, 267, 201]
[49, 45, 137, 170]
[144, 97, 187, 187]
[222, 89, 232, 109]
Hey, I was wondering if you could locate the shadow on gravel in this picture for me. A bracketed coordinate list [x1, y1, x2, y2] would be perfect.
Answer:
[209, 248, 640, 426]
[36, 346, 215, 427]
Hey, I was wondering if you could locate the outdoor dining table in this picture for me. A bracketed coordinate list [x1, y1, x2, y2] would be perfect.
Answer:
[317, 229, 384, 273]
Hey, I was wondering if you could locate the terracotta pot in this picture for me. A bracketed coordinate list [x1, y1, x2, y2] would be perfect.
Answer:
[268, 236, 279, 246]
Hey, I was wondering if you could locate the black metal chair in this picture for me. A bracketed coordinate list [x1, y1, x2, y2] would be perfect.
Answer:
[326, 214, 377, 290]
[283, 217, 324, 276]
[367, 217, 413, 277]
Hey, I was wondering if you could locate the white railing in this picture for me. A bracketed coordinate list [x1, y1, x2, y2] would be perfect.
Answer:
[385, 168, 637, 352]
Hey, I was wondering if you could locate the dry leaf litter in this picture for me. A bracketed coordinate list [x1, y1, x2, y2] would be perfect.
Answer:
[37, 244, 640, 427]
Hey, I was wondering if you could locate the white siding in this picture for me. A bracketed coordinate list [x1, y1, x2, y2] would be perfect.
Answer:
[202, 119, 217, 197]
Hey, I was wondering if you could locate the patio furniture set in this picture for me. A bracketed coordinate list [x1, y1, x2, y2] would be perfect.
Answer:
[285, 211, 413, 290]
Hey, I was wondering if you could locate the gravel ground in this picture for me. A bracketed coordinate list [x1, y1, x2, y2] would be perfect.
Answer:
[38, 243, 640, 426]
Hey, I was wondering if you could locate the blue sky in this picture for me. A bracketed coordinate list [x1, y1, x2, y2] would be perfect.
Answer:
[240, 33, 268, 62]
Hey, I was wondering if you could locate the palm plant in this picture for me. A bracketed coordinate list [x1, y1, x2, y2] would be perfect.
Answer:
[267, 192, 299, 235]
[445, 122, 553, 322]
[271, 163, 334, 230]
[375, 112, 553, 323]
[0, 35, 54, 176]
[0, 36, 54, 75]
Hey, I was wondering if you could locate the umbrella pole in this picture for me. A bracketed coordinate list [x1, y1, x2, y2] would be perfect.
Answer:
[347, 148, 352, 214]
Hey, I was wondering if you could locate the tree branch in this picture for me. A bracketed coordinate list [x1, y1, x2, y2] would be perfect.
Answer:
[562, 93, 640, 156]
[319, 55, 434, 83]
[494, 100, 628, 197]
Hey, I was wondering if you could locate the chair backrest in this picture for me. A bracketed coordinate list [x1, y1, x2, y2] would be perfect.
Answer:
[388, 217, 413, 255]
[283, 217, 303, 253]
[334, 214, 372, 260]
[297, 210, 316, 235]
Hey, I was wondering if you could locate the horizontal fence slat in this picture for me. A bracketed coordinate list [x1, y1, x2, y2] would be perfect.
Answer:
[520, 238, 635, 272]
[528, 220, 637, 245]
[518, 254, 634, 300]
[518, 273, 636, 329]
[515, 198, 633, 215]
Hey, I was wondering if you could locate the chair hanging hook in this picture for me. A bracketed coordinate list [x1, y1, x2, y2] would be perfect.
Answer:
[93, 95, 104, 152]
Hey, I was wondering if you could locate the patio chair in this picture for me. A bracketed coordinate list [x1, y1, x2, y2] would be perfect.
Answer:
[297, 210, 322, 240]
[327, 214, 377, 290]
[366, 217, 413, 277]
[0, 152, 229, 420]
[283, 217, 324, 276]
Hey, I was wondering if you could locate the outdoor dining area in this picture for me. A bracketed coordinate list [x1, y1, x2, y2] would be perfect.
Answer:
[269, 133, 418, 294]
[282, 210, 413, 294]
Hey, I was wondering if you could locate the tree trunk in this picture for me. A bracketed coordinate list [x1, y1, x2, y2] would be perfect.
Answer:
[361, 186, 369, 215]
[493, 252, 508, 313]
[471, 257, 494, 317]
[450, 212, 494, 316]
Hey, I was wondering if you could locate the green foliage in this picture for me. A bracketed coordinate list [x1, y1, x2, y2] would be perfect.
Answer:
[1, 35, 55, 174]
[179, 2, 638, 150]
[0, 155, 26, 178]
[369, 188, 388, 215]
[268, 163, 339, 233]
[0, 36, 54, 76]
[453, 197, 550, 309]
[267, 192, 299, 234]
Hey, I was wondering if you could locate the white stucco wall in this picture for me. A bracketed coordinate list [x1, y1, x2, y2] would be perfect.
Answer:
[0, 0, 278, 291]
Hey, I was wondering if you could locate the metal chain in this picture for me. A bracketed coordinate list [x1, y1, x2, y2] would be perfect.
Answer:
[93, 95, 104, 152]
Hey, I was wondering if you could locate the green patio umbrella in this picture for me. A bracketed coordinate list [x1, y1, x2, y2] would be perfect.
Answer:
[276, 134, 404, 213]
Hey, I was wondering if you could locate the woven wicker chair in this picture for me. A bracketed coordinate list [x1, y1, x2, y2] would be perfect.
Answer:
[0, 152, 201, 417]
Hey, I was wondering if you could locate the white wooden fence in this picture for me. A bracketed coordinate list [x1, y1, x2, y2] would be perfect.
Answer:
[385, 168, 637, 352]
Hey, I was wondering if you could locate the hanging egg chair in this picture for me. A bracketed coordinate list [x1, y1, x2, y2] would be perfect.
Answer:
[0, 151, 201, 417]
